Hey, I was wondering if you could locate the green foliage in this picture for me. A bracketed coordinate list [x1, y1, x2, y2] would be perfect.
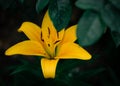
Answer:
[100, 3, 120, 47]
[77, 10, 106, 46]
[18, 0, 24, 4]
[9, 57, 44, 79]
[75, 0, 105, 11]
[6, 56, 105, 86]
[0, 0, 15, 9]
[48, 0, 72, 31]
[36, 0, 49, 13]
[75, 0, 120, 47]
[108, 0, 120, 9]
[62, 68, 105, 86]
[0, 0, 120, 86]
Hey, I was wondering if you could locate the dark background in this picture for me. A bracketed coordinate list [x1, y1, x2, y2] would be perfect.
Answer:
[0, 0, 120, 86]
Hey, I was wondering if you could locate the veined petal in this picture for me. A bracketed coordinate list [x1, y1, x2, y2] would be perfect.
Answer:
[60, 25, 77, 45]
[41, 11, 57, 42]
[18, 22, 41, 42]
[41, 58, 59, 78]
[5, 40, 47, 57]
[56, 43, 91, 60]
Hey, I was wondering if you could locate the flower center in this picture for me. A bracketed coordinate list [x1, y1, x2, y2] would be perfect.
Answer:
[40, 27, 61, 59]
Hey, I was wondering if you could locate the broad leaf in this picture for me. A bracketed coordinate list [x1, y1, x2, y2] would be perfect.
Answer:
[77, 10, 106, 46]
[36, 0, 49, 13]
[78, 68, 105, 79]
[109, 0, 120, 9]
[66, 68, 105, 86]
[0, 0, 15, 9]
[57, 60, 83, 75]
[100, 4, 120, 47]
[10, 58, 43, 78]
[75, 0, 104, 11]
[18, 0, 24, 4]
[48, 0, 72, 31]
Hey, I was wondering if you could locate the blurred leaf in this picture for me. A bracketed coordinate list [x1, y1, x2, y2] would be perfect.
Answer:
[36, 0, 49, 13]
[59, 68, 104, 86]
[13, 72, 43, 86]
[10, 58, 43, 79]
[107, 67, 120, 85]
[75, 0, 104, 11]
[78, 67, 105, 79]
[14, 74, 30, 86]
[55, 59, 86, 85]
[99, 67, 120, 86]
[109, 0, 120, 9]
[0, 0, 15, 9]
[57, 60, 82, 75]
[18, 0, 24, 4]
[56, 55, 99, 79]
[42, 79, 68, 86]
[111, 32, 120, 47]
[70, 81, 92, 86]
[10, 64, 31, 75]
[56, 67, 104, 86]
[100, 4, 120, 47]
[77, 10, 106, 46]
[67, 79, 92, 86]
[48, 0, 72, 31]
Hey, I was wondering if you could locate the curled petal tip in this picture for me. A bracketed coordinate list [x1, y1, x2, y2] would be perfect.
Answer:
[41, 58, 59, 78]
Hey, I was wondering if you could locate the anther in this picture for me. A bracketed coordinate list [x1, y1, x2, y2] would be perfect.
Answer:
[48, 44, 50, 47]
[54, 40, 60, 44]
[40, 32, 44, 42]
[48, 27, 50, 38]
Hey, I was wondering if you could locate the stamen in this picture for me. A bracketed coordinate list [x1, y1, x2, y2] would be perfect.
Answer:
[54, 40, 60, 44]
[40, 32, 44, 42]
[48, 27, 50, 38]
[48, 44, 50, 47]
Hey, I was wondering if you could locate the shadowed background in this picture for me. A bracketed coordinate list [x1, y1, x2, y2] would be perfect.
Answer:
[0, 0, 120, 86]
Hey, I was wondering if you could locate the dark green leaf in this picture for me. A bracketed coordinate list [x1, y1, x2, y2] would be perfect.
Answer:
[75, 0, 105, 11]
[109, 0, 120, 9]
[60, 68, 104, 86]
[99, 67, 120, 86]
[57, 60, 82, 75]
[100, 4, 120, 47]
[77, 10, 106, 46]
[36, 0, 49, 13]
[48, 0, 72, 31]
[10, 59, 43, 78]
[12, 65, 43, 78]
[56, 55, 99, 79]
[10, 65, 30, 75]
[107, 67, 120, 85]
[78, 68, 105, 79]
[0, 0, 15, 9]
[13, 72, 44, 86]
[18, 0, 24, 4]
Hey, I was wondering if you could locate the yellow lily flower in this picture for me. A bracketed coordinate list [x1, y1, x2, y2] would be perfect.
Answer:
[5, 11, 91, 78]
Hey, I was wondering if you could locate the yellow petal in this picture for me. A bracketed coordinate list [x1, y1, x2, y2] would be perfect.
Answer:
[5, 40, 47, 57]
[41, 11, 57, 42]
[56, 43, 91, 60]
[58, 29, 65, 41]
[60, 25, 77, 44]
[41, 58, 59, 78]
[18, 22, 41, 42]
